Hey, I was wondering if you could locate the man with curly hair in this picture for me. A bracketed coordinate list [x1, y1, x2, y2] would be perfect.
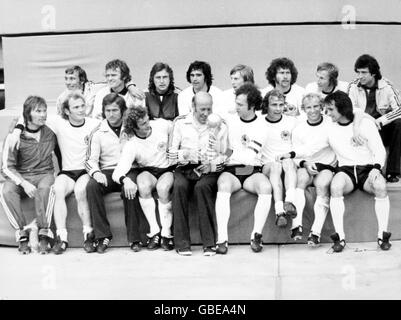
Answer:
[262, 57, 305, 117]
[112, 105, 175, 252]
[145, 62, 179, 121]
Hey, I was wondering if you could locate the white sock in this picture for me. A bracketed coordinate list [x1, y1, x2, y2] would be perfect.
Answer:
[311, 196, 329, 237]
[158, 200, 173, 238]
[330, 196, 345, 240]
[251, 194, 272, 239]
[375, 196, 390, 238]
[57, 228, 68, 242]
[215, 192, 231, 243]
[139, 197, 160, 237]
[83, 225, 93, 238]
[285, 188, 296, 203]
[292, 188, 305, 228]
[274, 201, 284, 215]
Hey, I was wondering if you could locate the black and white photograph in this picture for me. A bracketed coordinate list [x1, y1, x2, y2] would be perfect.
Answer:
[0, 0, 401, 308]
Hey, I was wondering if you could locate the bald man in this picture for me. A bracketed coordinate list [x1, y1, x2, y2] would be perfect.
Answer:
[169, 92, 229, 256]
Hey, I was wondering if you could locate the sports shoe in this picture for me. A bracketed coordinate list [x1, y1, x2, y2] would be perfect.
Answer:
[176, 247, 192, 256]
[130, 242, 142, 252]
[147, 233, 161, 250]
[97, 237, 111, 254]
[330, 233, 346, 253]
[291, 226, 303, 241]
[18, 237, 31, 255]
[38, 235, 52, 254]
[161, 237, 174, 251]
[275, 212, 287, 228]
[307, 233, 320, 248]
[83, 231, 97, 253]
[53, 236, 68, 255]
[386, 174, 399, 183]
[216, 241, 228, 255]
[203, 246, 216, 256]
[250, 233, 263, 253]
[284, 201, 297, 218]
[378, 231, 392, 251]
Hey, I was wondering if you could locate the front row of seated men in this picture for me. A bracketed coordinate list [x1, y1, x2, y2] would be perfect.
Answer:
[0, 83, 392, 256]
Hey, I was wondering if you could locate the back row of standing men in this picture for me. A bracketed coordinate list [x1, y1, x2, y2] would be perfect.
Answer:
[1, 54, 400, 256]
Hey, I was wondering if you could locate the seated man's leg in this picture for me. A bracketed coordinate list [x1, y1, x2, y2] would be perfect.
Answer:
[86, 170, 121, 253]
[362, 169, 391, 249]
[309, 169, 333, 246]
[282, 158, 298, 217]
[215, 172, 241, 252]
[52, 174, 75, 253]
[0, 181, 30, 253]
[35, 173, 56, 253]
[243, 173, 272, 252]
[380, 119, 401, 182]
[193, 173, 218, 253]
[137, 171, 160, 249]
[156, 171, 174, 250]
[122, 170, 144, 251]
[263, 162, 286, 227]
[172, 170, 192, 253]
[74, 173, 95, 252]
[329, 171, 354, 251]
[291, 167, 312, 238]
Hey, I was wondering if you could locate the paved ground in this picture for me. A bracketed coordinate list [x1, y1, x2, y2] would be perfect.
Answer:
[1, 240, 401, 300]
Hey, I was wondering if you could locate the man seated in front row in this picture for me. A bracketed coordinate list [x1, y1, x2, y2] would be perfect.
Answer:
[215, 83, 272, 254]
[324, 91, 391, 252]
[86, 93, 147, 253]
[169, 92, 228, 256]
[261, 90, 298, 228]
[1, 96, 57, 254]
[112, 106, 175, 251]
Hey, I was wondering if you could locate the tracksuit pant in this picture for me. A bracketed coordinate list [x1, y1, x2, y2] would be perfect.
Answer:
[172, 166, 218, 250]
[380, 118, 401, 176]
[0, 172, 55, 241]
[86, 169, 148, 244]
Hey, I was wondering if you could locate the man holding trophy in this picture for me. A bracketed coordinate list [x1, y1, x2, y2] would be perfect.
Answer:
[169, 92, 228, 256]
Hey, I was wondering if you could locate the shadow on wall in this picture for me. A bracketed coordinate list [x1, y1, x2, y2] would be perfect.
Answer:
[0, 69, 4, 110]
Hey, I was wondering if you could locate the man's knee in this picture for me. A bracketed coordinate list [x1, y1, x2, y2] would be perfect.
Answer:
[372, 178, 387, 197]
[86, 178, 101, 193]
[330, 180, 346, 197]
[297, 169, 310, 188]
[156, 181, 172, 198]
[137, 178, 153, 196]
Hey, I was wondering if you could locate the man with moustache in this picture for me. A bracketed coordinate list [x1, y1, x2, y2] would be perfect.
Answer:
[261, 57, 305, 117]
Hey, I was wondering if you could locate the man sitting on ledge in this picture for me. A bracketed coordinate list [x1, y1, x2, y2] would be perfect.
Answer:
[325, 91, 392, 252]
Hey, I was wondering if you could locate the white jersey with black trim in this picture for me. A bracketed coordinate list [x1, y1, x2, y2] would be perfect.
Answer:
[226, 114, 266, 166]
[327, 118, 386, 167]
[261, 114, 297, 163]
[112, 119, 172, 181]
[292, 115, 336, 166]
[46, 115, 101, 171]
[261, 83, 305, 115]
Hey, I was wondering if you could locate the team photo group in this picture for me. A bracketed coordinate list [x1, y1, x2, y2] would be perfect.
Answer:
[1, 53, 400, 257]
